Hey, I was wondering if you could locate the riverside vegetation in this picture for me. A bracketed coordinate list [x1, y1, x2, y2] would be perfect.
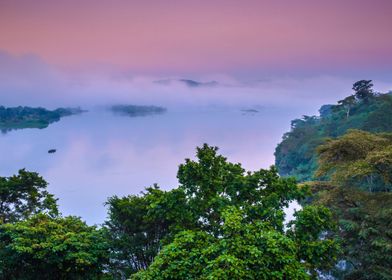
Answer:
[276, 80, 392, 279]
[0, 80, 391, 279]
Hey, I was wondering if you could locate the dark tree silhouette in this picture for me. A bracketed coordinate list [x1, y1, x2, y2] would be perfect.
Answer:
[353, 80, 374, 102]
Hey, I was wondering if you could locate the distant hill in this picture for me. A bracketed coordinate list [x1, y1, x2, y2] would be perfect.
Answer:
[154, 79, 218, 88]
[110, 105, 167, 117]
[0, 106, 85, 133]
[275, 81, 392, 181]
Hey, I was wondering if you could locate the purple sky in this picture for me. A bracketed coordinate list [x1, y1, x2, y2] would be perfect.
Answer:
[0, 0, 391, 108]
[1, 0, 392, 75]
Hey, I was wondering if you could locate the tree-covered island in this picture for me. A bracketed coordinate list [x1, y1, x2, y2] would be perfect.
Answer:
[110, 105, 167, 117]
[0, 106, 85, 132]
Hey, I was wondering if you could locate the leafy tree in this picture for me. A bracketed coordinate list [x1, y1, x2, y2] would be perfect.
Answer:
[0, 213, 109, 280]
[121, 144, 339, 279]
[319, 105, 334, 118]
[133, 205, 338, 280]
[105, 186, 192, 278]
[337, 95, 356, 119]
[0, 169, 58, 223]
[316, 130, 392, 192]
[310, 183, 392, 280]
[353, 80, 374, 102]
[177, 144, 308, 235]
[106, 144, 314, 278]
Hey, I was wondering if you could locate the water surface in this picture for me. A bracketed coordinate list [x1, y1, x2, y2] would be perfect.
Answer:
[0, 107, 298, 224]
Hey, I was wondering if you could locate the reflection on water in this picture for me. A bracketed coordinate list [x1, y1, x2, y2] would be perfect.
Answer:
[0, 107, 298, 224]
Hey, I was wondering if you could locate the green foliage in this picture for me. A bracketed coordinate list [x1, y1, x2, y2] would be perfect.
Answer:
[287, 205, 340, 276]
[0, 213, 109, 280]
[105, 186, 192, 277]
[120, 144, 339, 279]
[0, 146, 340, 279]
[311, 183, 392, 279]
[337, 95, 356, 119]
[0, 169, 59, 223]
[177, 144, 308, 234]
[106, 144, 314, 278]
[305, 128, 392, 278]
[353, 80, 374, 102]
[275, 81, 392, 181]
[133, 205, 337, 280]
[278, 101, 392, 278]
[316, 130, 392, 191]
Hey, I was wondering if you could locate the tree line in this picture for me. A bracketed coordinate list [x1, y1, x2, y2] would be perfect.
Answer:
[275, 80, 392, 182]
[0, 145, 339, 279]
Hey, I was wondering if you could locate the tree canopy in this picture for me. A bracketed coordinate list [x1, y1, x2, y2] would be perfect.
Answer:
[0, 214, 109, 280]
[0, 170, 109, 279]
[0, 145, 345, 279]
[120, 144, 339, 279]
[303, 129, 392, 279]
[0, 169, 58, 223]
[316, 130, 392, 192]
[105, 186, 191, 277]
[309, 182, 392, 280]
[353, 80, 374, 102]
[275, 81, 392, 182]
[133, 205, 337, 280]
[276, 81, 392, 279]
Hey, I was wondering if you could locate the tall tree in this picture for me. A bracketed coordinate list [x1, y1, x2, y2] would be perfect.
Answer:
[105, 186, 192, 278]
[0, 169, 58, 223]
[337, 95, 356, 119]
[128, 145, 338, 279]
[177, 144, 309, 235]
[352, 80, 374, 103]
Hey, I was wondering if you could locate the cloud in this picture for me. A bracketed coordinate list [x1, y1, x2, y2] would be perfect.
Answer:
[0, 50, 390, 116]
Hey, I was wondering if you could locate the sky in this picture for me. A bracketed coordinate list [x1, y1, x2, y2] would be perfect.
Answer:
[0, 0, 391, 108]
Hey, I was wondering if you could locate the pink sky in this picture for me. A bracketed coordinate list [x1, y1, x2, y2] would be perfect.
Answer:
[1, 0, 391, 75]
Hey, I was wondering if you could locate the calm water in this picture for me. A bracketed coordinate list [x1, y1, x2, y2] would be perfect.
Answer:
[0, 107, 299, 224]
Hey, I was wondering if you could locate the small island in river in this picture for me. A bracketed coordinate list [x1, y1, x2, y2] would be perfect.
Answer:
[110, 105, 167, 117]
[0, 106, 85, 133]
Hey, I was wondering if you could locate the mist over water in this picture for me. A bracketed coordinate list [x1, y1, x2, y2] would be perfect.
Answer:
[4, 50, 392, 112]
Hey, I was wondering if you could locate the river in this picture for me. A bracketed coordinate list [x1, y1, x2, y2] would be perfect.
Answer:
[0, 106, 299, 224]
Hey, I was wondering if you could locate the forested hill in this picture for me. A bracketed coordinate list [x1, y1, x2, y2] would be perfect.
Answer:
[0, 106, 85, 132]
[275, 80, 392, 181]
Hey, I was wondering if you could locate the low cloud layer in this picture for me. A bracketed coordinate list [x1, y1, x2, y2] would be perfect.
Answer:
[0, 51, 390, 116]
